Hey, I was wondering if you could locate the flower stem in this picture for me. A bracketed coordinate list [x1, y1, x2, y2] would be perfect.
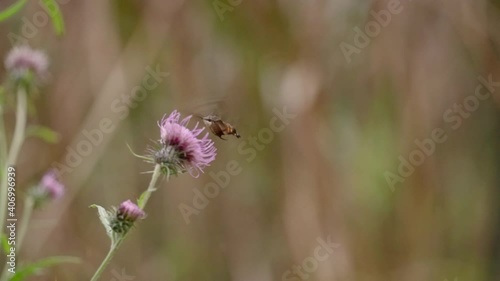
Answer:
[0, 106, 7, 173]
[16, 196, 34, 251]
[0, 87, 28, 240]
[89, 164, 162, 281]
[0, 196, 34, 281]
[89, 240, 123, 281]
[0, 106, 7, 216]
[138, 164, 161, 209]
[0, 87, 27, 280]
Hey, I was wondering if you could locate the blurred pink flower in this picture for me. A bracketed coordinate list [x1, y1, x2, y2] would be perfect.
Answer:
[4, 45, 48, 80]
[156, 110, 216, 177]
[40, 170, 64, 199]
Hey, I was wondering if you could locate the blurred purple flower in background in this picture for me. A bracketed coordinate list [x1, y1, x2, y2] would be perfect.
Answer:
[29, 170, 65, 208]
[154, 110, 216, 177]
[4, 45, 48, 81]
[40, 170, 65, 199]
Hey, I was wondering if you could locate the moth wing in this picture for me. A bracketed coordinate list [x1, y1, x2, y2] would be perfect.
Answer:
[210, 120, 226, 139]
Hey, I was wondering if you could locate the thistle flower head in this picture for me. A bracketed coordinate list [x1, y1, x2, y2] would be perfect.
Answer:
[30, 170, 64, 208]
[4, 45, 48, 81]
[110, 200, 145, 234]
[153, 110, 216, 177]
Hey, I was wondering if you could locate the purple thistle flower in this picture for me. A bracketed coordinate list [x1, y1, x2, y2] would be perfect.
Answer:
[4, 45, 48, 80]
[39, 170, 64, 199]
[155, 110, 217, 177]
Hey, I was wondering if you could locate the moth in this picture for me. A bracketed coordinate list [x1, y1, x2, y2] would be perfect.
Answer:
[188, 97, 241, 140]
[201, 114, 240, 140]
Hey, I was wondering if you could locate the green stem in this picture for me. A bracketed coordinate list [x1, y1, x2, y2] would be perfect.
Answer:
[0, 86, 27, 280]
[0, 196, 34, 281]
[0, 106, 7, 209]
[89, 164, 162, 281]
[89, 240, 122, 281]
[0, 106, 7, 172]
[16, 196, 34, 251]
[6, 87, 27, 170]
[0, 87, 27, 242]
[138, 164, 161, 209]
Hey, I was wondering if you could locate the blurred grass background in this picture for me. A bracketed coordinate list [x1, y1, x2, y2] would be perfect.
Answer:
[1, 0, 500, 280]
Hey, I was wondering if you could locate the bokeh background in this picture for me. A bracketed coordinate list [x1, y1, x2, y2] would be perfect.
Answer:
[1, 0, 500, 280]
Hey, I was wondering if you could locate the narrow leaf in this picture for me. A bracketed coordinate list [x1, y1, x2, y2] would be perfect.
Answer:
[26, 125, 60, 144]
[0, 0, 28, 22]
[0, 234, 10, 255]
[10, 256, 81, 281]
[137, 191, 147, 208]
[40, 0, 65, 35]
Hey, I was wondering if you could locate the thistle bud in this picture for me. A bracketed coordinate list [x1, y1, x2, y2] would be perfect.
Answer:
[110, 200, 145, 234]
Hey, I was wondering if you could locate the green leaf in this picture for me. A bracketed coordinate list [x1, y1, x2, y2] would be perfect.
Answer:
[9, 256, 80, 281]
[89, 204, 113, 240]
[0, 0, 28, 22]
[137, 191, 152, 208]
[0, 234, 10, 254]
[26, 125, 60, 144]
[40, 0, 65, 35]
